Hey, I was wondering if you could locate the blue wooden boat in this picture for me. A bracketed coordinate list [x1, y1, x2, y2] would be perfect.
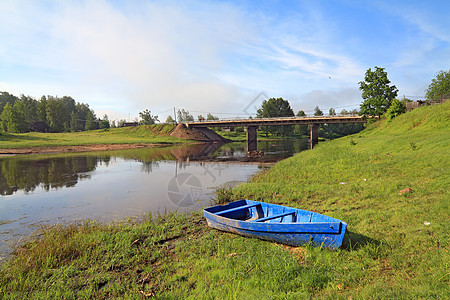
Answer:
[203, 200, 347, 249]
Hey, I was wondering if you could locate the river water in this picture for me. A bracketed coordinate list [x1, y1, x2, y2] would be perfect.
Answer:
[0, 139, 308, 262]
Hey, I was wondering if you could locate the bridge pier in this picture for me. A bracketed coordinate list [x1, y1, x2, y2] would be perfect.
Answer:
[309, 124, 319, 149]
[246, 126, 258, 152]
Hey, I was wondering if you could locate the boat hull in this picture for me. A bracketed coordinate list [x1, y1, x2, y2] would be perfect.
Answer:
[203, 200, 347, 249]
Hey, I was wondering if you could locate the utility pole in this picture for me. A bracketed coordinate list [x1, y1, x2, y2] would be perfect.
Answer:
[173, 107, 177, 124]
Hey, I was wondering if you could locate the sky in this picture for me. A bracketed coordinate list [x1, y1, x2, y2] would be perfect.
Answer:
[1, 0, 449, 122]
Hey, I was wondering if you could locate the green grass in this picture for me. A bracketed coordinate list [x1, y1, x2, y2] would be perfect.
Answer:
[229, 102, 450, 298]
[1, 103, 449, 299]
[0, 124, 186, 148]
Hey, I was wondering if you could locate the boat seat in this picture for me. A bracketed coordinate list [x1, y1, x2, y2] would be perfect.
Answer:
[216, 203, 261, 216]
[255, 211, 295, 222]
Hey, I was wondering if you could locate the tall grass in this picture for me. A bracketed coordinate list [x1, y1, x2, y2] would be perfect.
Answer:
[0, 103, 449, 299]
[227, 102, 450, 298]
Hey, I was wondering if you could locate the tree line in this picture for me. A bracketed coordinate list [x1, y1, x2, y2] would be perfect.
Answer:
[2, 69, 447, 135]
[0, 92, 109, 133]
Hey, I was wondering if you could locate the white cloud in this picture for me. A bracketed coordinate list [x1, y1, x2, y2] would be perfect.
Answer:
[294, 88, 361, 113]
[1, 0, 448, 120]
[1, 1, 256, 117]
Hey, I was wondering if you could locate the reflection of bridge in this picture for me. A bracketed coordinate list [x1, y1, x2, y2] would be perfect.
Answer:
[185, 116, 368, 150]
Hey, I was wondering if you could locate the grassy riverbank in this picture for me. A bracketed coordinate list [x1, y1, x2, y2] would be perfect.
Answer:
[0, 124, 184, 149]
[1, 103, 449, 298]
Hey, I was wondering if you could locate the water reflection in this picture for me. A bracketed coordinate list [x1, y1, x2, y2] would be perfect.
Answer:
[0, 139, 308, 196]
[0, 139, 308, 261]
[184, 139, 309, 162]
[0, 156, 97, 196]
[0, 144, 207, 196]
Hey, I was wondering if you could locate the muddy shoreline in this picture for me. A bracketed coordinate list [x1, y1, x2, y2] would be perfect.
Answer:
[0, 143, 163, 156]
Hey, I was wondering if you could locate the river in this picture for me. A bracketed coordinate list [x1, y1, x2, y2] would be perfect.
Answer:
[0, 139, 308, 262]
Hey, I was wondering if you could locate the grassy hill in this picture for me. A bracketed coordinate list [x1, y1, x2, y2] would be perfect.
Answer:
[226, 101, 449, 297]
[0, 124, 183, 149]
[0, 103, 448, 299]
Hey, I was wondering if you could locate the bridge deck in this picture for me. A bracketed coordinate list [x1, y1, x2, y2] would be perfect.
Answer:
[185, 116, 367, 128]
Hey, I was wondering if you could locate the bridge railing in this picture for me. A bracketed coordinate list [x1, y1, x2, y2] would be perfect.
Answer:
[184, 114, 361, 124]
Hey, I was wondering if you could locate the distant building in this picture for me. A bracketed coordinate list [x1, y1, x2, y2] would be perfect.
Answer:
[406, 99, 448, 112]
[30, 121, 50, 133]
[122, 122, 139, 127]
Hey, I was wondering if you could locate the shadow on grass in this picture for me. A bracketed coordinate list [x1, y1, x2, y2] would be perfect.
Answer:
[341, 230, 380, 250]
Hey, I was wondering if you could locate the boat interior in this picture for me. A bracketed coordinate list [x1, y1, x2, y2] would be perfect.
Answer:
[207, 200, 328, 223]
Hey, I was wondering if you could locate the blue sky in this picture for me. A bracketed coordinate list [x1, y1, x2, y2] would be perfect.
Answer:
[1, 0, 449, 121]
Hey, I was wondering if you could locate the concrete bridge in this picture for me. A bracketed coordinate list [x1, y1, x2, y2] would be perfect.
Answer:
[185, 115, 368, 151]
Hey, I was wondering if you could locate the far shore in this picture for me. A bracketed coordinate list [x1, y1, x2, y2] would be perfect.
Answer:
[0, 143, 165, 156]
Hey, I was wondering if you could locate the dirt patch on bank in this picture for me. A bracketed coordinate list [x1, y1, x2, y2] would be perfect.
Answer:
[0, 143, 160, 156]
[170, 124, 208, 141]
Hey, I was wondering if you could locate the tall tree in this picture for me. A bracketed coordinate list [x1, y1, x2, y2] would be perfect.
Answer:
[0, 101, 28, 132]
[61, 96, 76, 131]
[339, 109, 349, 115]
[257, 97, 294, 136]
[206, 113, 219, 120]
[257, 98, 294, 118]
[314, 106, 323, 116]
[37, 96, 48, 122]
[139, 109, 159, 125]
[177, 109, 194, 122]
[99, 114, 110, 129]
[359, 66, 398, 117]
[165, 115, 175, 123]
[296, 110, 306, 117]
[0, 91, 18, 114]
[0, 103, 13, 132]
[425, 70, 450, 101]
[329, 108, 336, 116]
[20, 95, 38, 123]
[46, 97, 66, 132]
[85, 110, 97, 130]
[12, 100, 28, 132]
[75, 102, 91, 130]
[70, 111, 78, 132]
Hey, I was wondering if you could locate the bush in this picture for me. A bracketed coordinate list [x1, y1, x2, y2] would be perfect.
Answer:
[385, 99, 406, 121]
